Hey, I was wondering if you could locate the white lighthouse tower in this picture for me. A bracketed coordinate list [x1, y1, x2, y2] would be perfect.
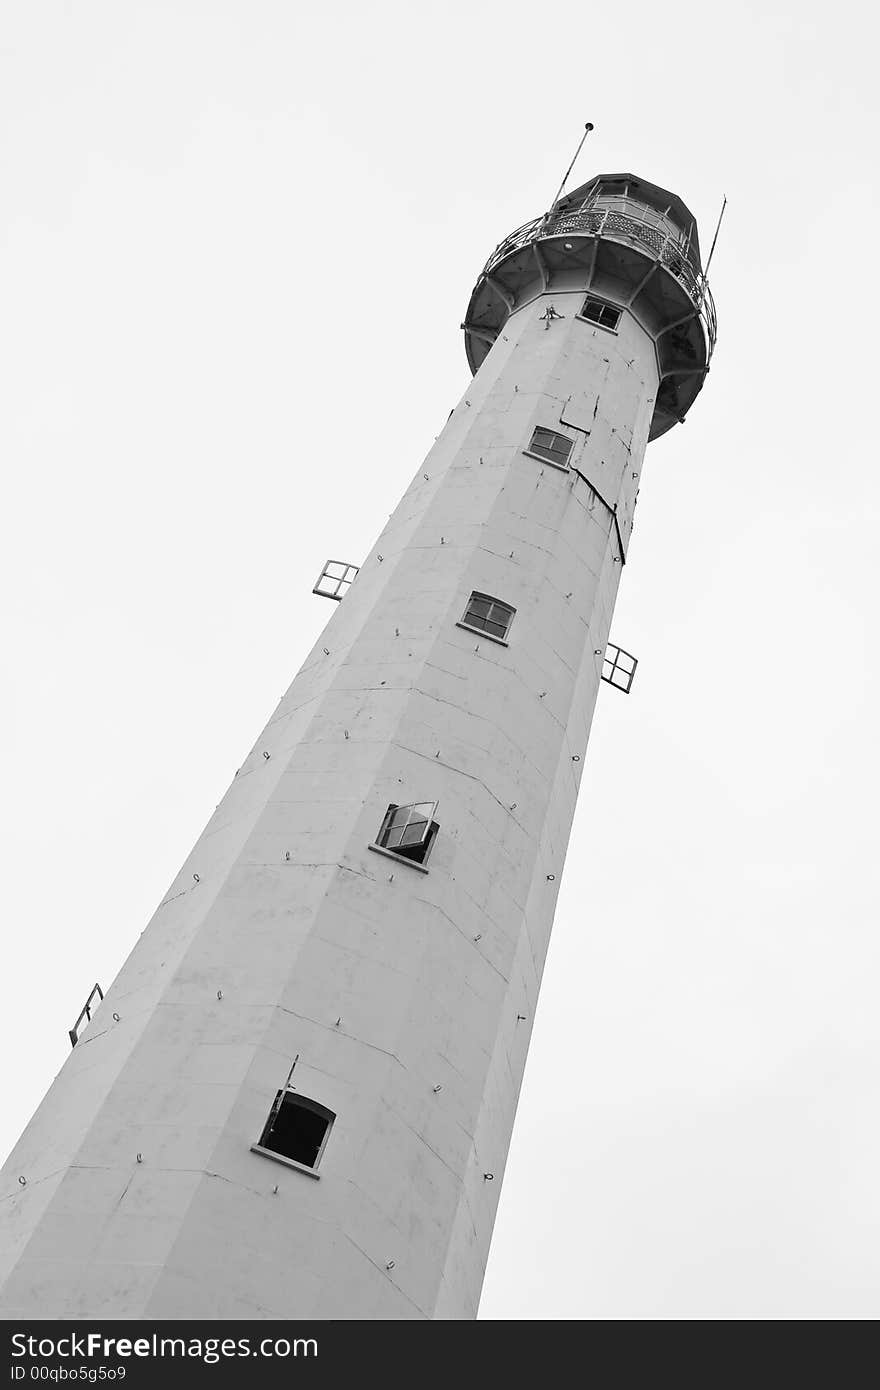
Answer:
[0, 167, 715, 1320]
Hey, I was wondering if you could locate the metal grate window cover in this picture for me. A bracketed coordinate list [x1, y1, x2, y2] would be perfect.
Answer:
[313, 560, 359, 601]
[602, 642, 638, 693]
[69, 982, 104, 1048]
[581, 296, 621, 331]
[376, 801, 439, 864]
[527, 427, 574, 469]
[461, 592, 515, 641]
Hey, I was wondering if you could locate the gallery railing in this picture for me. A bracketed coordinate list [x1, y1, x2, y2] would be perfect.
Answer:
[482, 199, 717, 358]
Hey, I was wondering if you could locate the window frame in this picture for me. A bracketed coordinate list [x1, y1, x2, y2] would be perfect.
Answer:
[523, 426, 575, 472]
[369, 801, 440, 871]
[312, 559, 360, 601]
[601, 642, 638, 694]
[68, 982, 104, 1049]
[251, 1090, 336, 1179]
[577, 296, 622, 333]
[457, 591, 515, 645]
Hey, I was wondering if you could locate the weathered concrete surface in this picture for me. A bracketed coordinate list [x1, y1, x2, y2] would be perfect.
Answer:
[0, 289, 657, 1319]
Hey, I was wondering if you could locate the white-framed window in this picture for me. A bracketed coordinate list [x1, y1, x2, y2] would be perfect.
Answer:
[579, 296, 621, 332]
[313, 560, 359, 601]
[459, 592, 515, 643]
[525, 427, 574, 470]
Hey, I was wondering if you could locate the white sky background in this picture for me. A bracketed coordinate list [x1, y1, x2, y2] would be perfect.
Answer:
[1, 0, 878, 1320]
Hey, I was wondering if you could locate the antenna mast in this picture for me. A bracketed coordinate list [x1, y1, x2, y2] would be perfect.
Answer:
[704, 194, 728, 277]
[549, 122, 595, 211]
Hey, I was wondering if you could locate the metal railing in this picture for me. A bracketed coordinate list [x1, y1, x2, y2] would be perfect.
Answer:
[481, 201, 717, 358]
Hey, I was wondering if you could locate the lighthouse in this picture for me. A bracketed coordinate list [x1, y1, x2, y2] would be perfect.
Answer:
[0, 168, 715, 1320]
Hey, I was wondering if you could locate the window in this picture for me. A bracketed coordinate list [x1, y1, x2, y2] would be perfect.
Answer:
[526, 427, 573, 470]
[601, 642, 638, 694]
[68, 982, 104, 1049]
[373, 801, 439, 866]
[459, 592, 515, 642]
[580, 297, 621, 331]
[313, 559, 359, 601]
[254, 1091, 334, 1171]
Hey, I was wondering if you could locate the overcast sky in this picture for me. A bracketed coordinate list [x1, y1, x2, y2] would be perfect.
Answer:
[2, 0, 878, 1320]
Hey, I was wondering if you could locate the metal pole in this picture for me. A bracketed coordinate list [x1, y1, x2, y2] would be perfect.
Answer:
[704, 195, 728, 277]
[549, 122, 594, 211]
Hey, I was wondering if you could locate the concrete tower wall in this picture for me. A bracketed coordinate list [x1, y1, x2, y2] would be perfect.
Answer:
[0, 290, 658, 1319]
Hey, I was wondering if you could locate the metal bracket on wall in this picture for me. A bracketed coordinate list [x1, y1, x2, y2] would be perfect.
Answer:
[313, 560, 360, 601]
[69, 983, 104, 1048]
[611, 507, 628, 564]
[601, 643, 638, 693]
[570, 466, 627, 564]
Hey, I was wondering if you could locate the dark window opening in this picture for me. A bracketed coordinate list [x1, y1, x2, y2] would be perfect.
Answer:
[258, 1091, 334, 1170]
[462, 592, 515, 641]
[527, 427, 573, 469]
[375, 801, 439, 865]
[580, 297, 621, 331]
